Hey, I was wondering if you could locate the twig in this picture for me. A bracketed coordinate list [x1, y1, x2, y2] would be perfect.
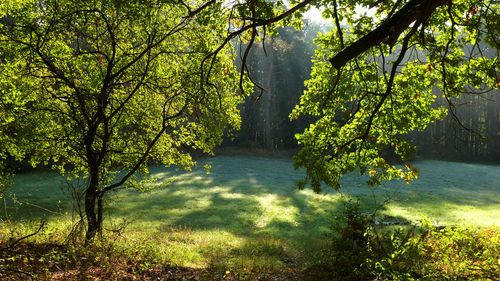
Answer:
[1, 221, 46, 251]
[0, 268, 34, 280]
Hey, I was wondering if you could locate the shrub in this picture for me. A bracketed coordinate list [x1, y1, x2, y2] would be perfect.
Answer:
[319, 200, 500, 280]
[419, 224, 500, 280]
[320, 199, 374, 278]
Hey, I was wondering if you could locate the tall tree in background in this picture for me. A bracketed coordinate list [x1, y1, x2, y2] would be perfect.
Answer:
[0, 0, 245, 241]
[410, 90, 500, 161]
[263, 36, 275, 151]
[231, 24, 323, 150]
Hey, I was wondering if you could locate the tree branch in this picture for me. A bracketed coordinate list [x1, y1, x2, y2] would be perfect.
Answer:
[200, 0, 314, 94]
[329, 0, 451, 69]
[1, 222, 45, 252]
[100, 99, 188, 194]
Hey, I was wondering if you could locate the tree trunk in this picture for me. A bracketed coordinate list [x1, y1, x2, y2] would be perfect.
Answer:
[97, 193, 104, 235]
[263, 38, 274, 151]
[84, 167, 101, 243]
[84, 190, 98, 242]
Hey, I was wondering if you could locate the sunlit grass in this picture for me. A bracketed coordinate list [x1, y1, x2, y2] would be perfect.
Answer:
[1, 156, 499, 271]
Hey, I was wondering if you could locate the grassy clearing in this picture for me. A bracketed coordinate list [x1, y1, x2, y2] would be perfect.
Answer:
[1, 156, 499, 274]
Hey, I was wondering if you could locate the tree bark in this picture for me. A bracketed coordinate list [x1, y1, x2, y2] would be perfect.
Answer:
[329, 0, 451, 69]
[84, 190, 98, 242]
[84, 166, 100, 243]
[97, 192, 104, 235]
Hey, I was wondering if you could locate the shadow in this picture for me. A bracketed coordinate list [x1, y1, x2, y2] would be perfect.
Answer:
[1, 171, 69, 222]
[4, 156, 500, 269]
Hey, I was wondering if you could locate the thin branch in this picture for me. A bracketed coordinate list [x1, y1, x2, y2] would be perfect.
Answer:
[100, 101, 188, 194]
[1, 222, 45, 252]
[0, 268, 34, 280]
[200, 0, 314, 93]
[182, 0, 216, 18]
[332, 0, 344, 49]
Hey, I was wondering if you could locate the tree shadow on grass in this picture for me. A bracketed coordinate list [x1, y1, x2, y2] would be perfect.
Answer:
[4, 156, 500, 265]
[109, 168, 312, 238]
[8, 156, 499, 229]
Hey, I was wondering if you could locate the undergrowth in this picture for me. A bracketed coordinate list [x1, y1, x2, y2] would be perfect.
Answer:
[1, 158, 499, 279]
[1, 208, 499, 280]
[308, 199, 500, 280]
[0, 221, 303, 280]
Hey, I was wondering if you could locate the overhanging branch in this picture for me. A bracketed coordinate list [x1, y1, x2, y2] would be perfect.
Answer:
[329, 0, 451, 69]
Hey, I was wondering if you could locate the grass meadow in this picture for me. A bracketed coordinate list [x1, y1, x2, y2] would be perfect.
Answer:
[1, 156, 500, 275]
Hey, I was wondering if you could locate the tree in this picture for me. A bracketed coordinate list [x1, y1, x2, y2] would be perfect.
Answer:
[288, 0, 499, 190]
[0, 0, 246, 241]
[189, 0, 498, 190]
[228, 25, 321, 150]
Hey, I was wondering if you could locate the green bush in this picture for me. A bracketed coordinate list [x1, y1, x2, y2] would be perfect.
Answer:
[321, 199, 373, 278]
[320, 200, 500, 280]
[419, 224, 500, 280]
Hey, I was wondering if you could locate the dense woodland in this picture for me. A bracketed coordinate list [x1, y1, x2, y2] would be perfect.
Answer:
[225, 24, 500, 162]
[225, 24, 323, 150]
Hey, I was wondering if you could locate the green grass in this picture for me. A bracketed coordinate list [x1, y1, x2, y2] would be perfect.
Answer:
[2, 156, 499, 271]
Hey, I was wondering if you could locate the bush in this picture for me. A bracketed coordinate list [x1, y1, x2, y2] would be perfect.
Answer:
[419, 224, 500, 280]
[304, 198, 374, 279]
[318, 200, 500, 280]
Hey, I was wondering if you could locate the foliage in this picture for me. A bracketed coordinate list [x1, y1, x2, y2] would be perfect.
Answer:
[0, 0, 244, 177]
[324, 199, 373, 277]
[291, 0, 499, 190]
[366, 223, 500, 280]
[317, 200, 500, 280]
[3, 220, 499, 280]
[419, 224, 500, 280]
[0, 0, 247, 240]
[0, 172, 9, 199]
[0, 222, 304, 280]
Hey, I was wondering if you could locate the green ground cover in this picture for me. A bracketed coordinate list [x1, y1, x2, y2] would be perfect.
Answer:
[2, 156, 500, 271]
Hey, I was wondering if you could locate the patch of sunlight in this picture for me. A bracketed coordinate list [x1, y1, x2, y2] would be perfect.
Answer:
[174, 176, 212, 185]
[254, 194, 277, 228]
[447, 207, 500, 226]
[278, 206, 301, 227]
[386, 202, 490, 226]
[205, 186, 232, 193]
[151, 171, 170, 177]
[253, 194, 302, 228]
[247, 176, 260, 186]
[220, 192, 246, 199]
[382, 206, 423, 222]
[183, 197, 212, 209]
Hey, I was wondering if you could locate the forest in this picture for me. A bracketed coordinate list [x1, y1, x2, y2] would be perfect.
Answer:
[227, 24, 500, 161]
[0, 0, 499, 280]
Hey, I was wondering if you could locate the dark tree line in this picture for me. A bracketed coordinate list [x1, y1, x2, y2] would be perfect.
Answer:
[410, 91, 500, 161]
[225, 23, 325, 150]
[224, 24, 499, 162]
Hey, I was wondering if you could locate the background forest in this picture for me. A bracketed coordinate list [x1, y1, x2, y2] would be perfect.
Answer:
[225, 23, 500, 161]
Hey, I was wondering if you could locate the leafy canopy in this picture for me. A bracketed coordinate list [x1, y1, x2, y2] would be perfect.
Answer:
[0, 0, 246, 188]
[290, 0, 499, 191]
